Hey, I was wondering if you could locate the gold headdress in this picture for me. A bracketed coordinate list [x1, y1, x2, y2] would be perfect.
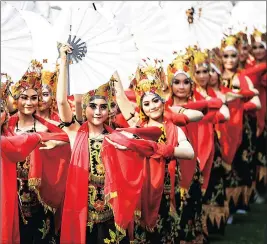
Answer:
[167, 51, 195, 85]
[251, 29, 267, 49]
[221, 35, 240, 53]
[134, 59, 165, 105]
[11, 60, 43, 99]
[192, 48, 209, 70]
[41, 68, 58, 98]
[208, 48, 223, 75]
[82, 80, 114, 112]
[134, 59, 165, 121]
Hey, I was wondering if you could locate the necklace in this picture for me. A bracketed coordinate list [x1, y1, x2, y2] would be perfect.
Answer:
[89, 129, 105, 140]
[16, 118, 36, 133]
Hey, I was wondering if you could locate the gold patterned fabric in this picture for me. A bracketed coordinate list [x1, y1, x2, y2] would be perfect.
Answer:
[87, 129, 114, 231]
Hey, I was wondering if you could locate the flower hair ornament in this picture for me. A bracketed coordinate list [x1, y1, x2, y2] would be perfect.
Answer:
[134, 58, 166, 121]
[251, 28, 267, 49]
[11, 60, 43, 100]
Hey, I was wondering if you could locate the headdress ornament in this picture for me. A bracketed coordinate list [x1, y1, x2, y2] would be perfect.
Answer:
[251, 28, 267, 49]
[41, 67, 58, 98]
[167, 51, 195, 85]
[11, 60, 43, 99]
[133, 58, 166, 121]
[134, 59, 165, 106]
[82, 80, 114, 112]
[221, 35, 240, 53]
[208, 48, 222, 75]
[191, 48, 209, 70]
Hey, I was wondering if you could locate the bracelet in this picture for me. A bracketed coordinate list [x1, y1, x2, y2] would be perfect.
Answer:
[126, 112, 135, 121]
[178, 107, 186, 114]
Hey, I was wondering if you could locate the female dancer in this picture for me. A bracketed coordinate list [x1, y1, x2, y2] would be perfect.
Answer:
[113, 60, 195, 243]
[250, 29, 267, 202]
[37, 68, 60, 122]
[7, 60, 70, 244]
[221, 35, 261, 219]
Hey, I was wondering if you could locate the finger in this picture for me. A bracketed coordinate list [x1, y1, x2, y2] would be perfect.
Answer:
[39, 147, 50, 150]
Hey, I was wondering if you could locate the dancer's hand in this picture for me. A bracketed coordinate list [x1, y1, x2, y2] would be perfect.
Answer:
[105, 137, 128, 150]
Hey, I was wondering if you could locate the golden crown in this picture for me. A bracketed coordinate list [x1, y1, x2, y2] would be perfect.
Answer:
[251, 29, 266, 44]
[167, 51, 195, 85]
[82, 80, 114, 111]
[221, 35, 240, 52]
[134, 59, 165, 106]
[192, 48, 209, 68]
[11, 60, 43, 99]
[41, 69, 58, 98]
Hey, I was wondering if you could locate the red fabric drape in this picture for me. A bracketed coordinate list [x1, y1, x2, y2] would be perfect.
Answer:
[1, 133, 41, 244]
[60, 122, 92, 244]
[101, 130, 160, 234]
[60, 123, 163, 244]
[165, 98, 199, 190]
[4, 115, 71, 242]
[139, 121, 178, 230]
[193, 89, 215, 189]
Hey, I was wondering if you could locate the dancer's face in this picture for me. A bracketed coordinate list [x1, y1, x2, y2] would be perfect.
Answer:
[109, 100, 118, 119]
[222, 50, 238, 70]
[209, 69, 219, 86]
[141, 93, 164, 121]
[39, 86, 52, 111]
[85, 98, 109, 126]
[17, 89, 38, 115]
[252, 42, 266, 61]
[171, 73, 192, 99]
[239, 44, 250, 62]
[194, 65, 210, 88]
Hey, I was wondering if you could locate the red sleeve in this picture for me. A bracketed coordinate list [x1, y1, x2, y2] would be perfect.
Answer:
[164, 110, 189, 126]
[114, 113, 130, 128]
[183, 100, 208, 111]
[212, 112, 226, 124]
[1, 134, 41, 162]
[244, 101, 257, 111]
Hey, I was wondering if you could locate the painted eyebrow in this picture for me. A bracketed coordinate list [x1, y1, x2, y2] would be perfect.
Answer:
[89, 102, 108, 106]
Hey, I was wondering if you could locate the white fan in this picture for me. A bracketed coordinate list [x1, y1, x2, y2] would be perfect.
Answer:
[52, 2, 120, 94]
[9, 1, 51, 20]
[1, 1, 33, 82]
[20, 11, 58, 66]
[127, 2, 176, 65]
[228, 1, 266, 34]
[163, 1, 233, 50]
[96, 2, 140, 89]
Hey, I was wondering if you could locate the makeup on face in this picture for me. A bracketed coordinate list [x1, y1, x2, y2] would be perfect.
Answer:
[223, 53, 238, 59]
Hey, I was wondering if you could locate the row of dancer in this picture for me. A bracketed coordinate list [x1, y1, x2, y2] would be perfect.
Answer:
[1, 28, 266, 244]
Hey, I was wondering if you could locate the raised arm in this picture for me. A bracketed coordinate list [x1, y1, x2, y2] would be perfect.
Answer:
[113, 71, 139, 127]
[56, 44, 74, 123]
[74, 94, 83, 122]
